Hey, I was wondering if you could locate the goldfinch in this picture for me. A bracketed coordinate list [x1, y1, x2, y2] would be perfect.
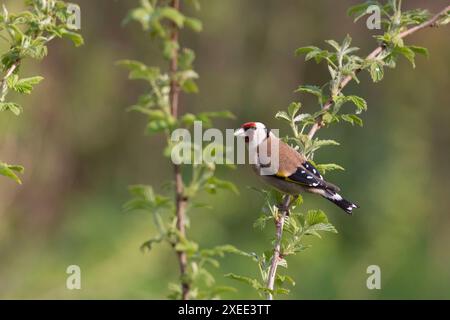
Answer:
[234, 122, 358, 214]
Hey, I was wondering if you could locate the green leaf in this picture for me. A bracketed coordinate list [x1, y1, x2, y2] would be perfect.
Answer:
[325, 39, 341, 52]
[275, 111, 290, 122]
[175, 239, 199, 255]
[123, 184, 172, 213]
[116, 60, 160, 81]
[181, 79, 199, 93]
[305, 210, 329, 225]
[436, 12, 450, 26]
[293, 113, 312, 123]
[395, 46, 416, 68]
[159, 7, 185, 27]
[201, 245, 248, 258]
[60, 29, 84, 47]
[224, 273, 264, 291]
[408, 46, 429, 58]
[369, 61, 384, 82]
[304, 210, 338, 238]
[295, 85, 323, 99]
[180, 113, 197, 127]
[207, 286, 237, 297]
[205, 177, 239, 195]
[295, 46, 320, 56]
[0, 162, 24, 184]
[8, 76, 44, 95]
[253, 214, 273, 230]
[288, 102, 301, 117]
[0, 102, 23, 115]
[178, 48, 196, 70]
[316, 163, 345, 175]
[347, 1, 379, 19]
[147, 120, 170, 134]
[313, 139, 340, 148]
[140, 237, 164, 252]
[341, 114, 363, 126]
[276, 274, 296, 287]
[346, 95, 368, 112]
[185, 17, 203, 32]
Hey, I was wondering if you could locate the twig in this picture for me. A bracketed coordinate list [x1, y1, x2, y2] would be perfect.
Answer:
[307, 5, 450, 140]
[168, 0, 190, 300]
[266, 194, 291, 300]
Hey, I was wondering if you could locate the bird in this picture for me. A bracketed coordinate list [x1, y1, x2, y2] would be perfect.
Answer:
[234, 121, 358, 214]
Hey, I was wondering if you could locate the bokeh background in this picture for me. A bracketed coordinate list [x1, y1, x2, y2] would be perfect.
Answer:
[0, 0, 449, 299]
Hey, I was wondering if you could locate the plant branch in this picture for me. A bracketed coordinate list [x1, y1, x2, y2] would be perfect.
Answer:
[307, 5, 450, 140]
[266, 194, 291, 300]
[168, 0, 190, 300]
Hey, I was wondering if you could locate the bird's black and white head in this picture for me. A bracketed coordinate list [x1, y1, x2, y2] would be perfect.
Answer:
[234, 122, 272, 148]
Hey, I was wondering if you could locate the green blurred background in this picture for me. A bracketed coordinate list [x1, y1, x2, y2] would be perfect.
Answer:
[0, 0, 449, 299]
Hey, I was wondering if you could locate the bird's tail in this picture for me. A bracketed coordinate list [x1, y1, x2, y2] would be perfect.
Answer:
[323, 190, 358, 215]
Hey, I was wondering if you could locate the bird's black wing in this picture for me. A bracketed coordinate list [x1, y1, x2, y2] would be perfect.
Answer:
[276, 161, 340, 192]
[285, 166, 328, 189]
[302, 161, 323, 179]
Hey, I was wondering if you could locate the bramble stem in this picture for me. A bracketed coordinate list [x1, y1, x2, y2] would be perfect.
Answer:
[266, 195, 291, 300]
[168, 0, 190, 300]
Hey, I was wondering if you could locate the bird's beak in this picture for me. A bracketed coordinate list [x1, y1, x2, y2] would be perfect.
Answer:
[234, 128, 245, 137]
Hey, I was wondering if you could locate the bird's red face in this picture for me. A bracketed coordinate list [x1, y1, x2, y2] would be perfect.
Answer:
[241, 122, 257, 143]
[234, 122, 267, 145]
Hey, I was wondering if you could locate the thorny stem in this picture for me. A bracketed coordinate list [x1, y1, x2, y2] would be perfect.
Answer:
[266, 5, 450, 300]
[168, 0, 190, 300]
[307, 5, 450, 140]
[266, 194, 291, 300]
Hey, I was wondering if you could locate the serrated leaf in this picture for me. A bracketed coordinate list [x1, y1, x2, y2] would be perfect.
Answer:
[295, 46, 320, 56]
[316, 163, 345, 175]
[0, 102, 22, 115]
[293, 113, 312, 123]
[8, 76, 44, 95]
[159, 7, 185, 27]
[288, 102, 301, 117]
[184, 17, 203, 32]
[60, 29, 84, 47]
[346, 95, 368, 112]
[408, 46, 429, 58]
[305, 209, 329, 226]
[313, 139, 340, 148]
[369, 61, 384, 82]
[253, 214, 273, 230]
[205, 177, 239, 195]
[175, 239, 199, 255]
[395, 46, 416, 68]
[224, 273, 264, 291]
[276, 274, 296, 287]
[342, 114, 363, 126]
[304, 210, 338, 237]
[0, 162, 24, 184]
[347, 1, 378, 18]
[140, 237, 164, 252]
[436, 13, 450, 26]
[325, 39, 341, 52]
[275, 111, 290, 122]
[295, 85, 323, 98]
